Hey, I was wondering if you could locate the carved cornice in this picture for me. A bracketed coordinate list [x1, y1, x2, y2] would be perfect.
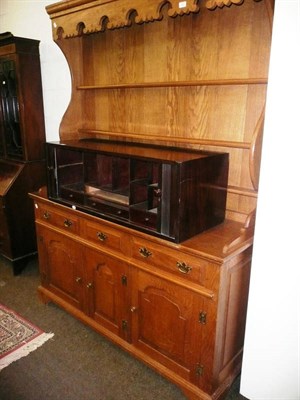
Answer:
[46, 0, 265, 38]
[206, 0, 261, 10]
[46, 0, 200, 39]
[206, 0, 243, 10]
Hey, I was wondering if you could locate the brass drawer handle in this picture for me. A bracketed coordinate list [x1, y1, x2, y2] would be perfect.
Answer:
[43, 211, 51, 220]
[97, 231, 107, 242]
[177, 261, 192, 274]
[139, 247, 152, 258]
[86, 282, 93, 289]
[64, 219, 73, 228]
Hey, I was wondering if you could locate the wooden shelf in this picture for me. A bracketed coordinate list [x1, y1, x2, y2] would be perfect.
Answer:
[77, 78, 268, 91]
[78, 129, 252, 150]
[228, 186, 257, 198]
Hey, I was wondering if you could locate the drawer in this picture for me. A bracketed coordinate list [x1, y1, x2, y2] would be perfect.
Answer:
[83, 219, 125, 254]
[86, 197, 129, 220]
[130, 207, 157, 231]
[35, 202, 80, 235]
[131, 237, 207, 285]
[60, 186, 85, 204]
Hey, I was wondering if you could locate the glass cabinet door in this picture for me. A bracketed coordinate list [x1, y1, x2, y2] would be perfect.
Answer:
[0, 58, 23, 159]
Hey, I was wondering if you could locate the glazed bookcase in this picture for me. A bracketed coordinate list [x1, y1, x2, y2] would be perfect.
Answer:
[0, 32, 46, 274]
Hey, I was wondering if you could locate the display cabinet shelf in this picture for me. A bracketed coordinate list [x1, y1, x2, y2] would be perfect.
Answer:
[76, 78, 268, 91]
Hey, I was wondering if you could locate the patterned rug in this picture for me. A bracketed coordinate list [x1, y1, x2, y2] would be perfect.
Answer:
[0, 303, 54, 371]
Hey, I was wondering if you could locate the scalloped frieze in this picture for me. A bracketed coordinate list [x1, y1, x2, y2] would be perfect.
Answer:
[206, 0, 262, 10]
[206, 0, 243, 10]
[47, 0, 200, 39]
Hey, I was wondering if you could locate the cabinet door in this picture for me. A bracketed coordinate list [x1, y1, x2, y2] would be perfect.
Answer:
[85, 248, 131, 342]
[131, 270, 211, 386]
[36, 225, 85, 311]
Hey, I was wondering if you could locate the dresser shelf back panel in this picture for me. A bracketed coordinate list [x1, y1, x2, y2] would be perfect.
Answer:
[47, 0, 273, 223]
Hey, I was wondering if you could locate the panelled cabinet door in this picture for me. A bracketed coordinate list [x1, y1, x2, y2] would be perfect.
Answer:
[131, 270, 212, 387]
[36, 225, 85, 311]
[84, 248, 131, 342]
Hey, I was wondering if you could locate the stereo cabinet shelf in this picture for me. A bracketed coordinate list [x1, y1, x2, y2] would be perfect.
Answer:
[46, 139, 229, 243]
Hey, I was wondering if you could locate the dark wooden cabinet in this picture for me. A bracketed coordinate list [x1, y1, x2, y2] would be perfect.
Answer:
[0, 32, 46, 274]
[46, 139, 229, 243]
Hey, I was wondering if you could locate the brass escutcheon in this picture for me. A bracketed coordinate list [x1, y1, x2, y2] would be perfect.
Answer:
[43, 211, 50, 220]
[97, 231, 107, 241]
[64, 219, 72, 228]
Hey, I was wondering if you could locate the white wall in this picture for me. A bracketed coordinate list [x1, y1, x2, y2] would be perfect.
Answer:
[1, 1, 299, 399]
[0, 0, 71, 142]
[240, 1, 300, 399]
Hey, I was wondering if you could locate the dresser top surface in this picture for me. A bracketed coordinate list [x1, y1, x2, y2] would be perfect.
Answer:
[48, 139, 227, 163]
[30, 187, 253, 263]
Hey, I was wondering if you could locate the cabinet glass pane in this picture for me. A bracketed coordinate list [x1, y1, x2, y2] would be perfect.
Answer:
[54, 148, 84, 201]
[84, 153, 129, 206]
[0, 59, 23, 158]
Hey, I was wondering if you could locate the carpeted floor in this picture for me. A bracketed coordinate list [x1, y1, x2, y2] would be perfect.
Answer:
[0, 255, 241, 400]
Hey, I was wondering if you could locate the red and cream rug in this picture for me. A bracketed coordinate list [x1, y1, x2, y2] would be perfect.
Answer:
[0, 303, 54, 371]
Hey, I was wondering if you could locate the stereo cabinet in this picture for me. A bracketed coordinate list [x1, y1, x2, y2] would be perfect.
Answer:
[46, 139, 229, 243]
[31, 188, 252, 400]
